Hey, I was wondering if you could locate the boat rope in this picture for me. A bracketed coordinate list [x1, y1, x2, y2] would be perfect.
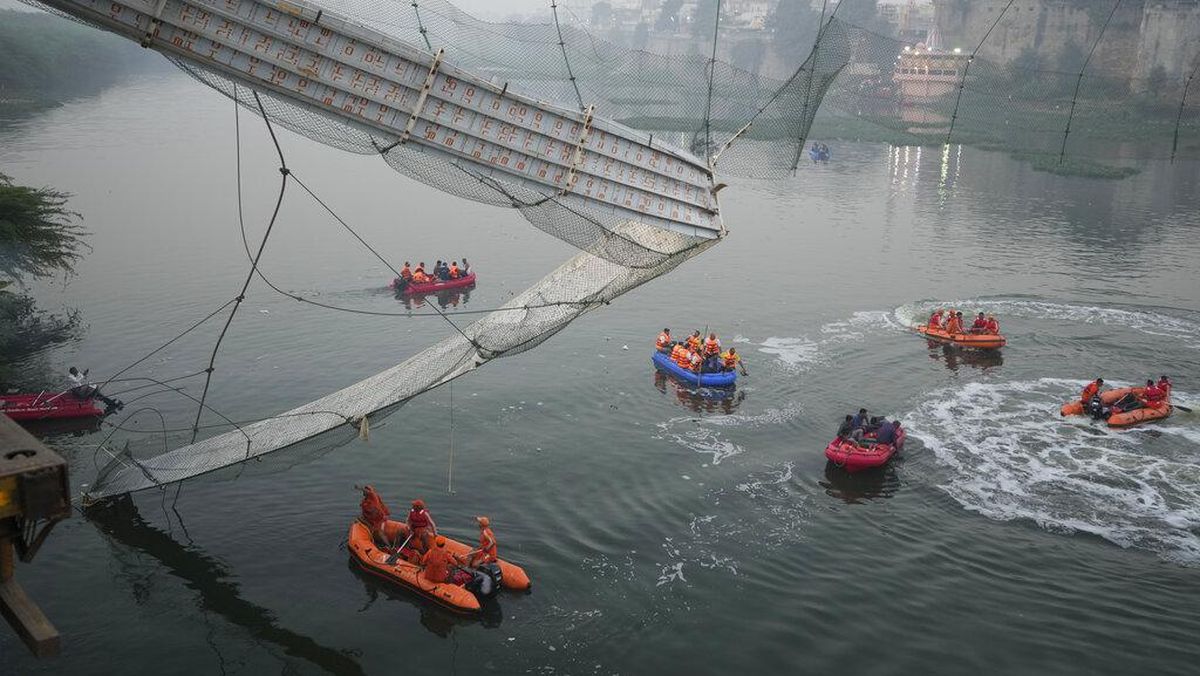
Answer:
[944, 0, 1017, 146]
[1059, 0, 1123, 165]
[409, 1, 434, 52]
[447, 381, 455, 494]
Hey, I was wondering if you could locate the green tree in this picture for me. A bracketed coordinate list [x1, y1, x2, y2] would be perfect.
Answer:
[0, 173, 87, 280]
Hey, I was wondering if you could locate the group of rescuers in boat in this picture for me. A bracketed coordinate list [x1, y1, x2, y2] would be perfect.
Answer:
[359, 487, 497, 585]
[655, 328, 748, 375]
[927, 309, 1000, 335]
[835, 408, 902, 447]
[397, 258, 471, 285]
[1079, 375, 1173, 417]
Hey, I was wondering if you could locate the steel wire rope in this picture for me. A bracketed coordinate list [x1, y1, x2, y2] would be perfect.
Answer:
[702, 0, 723, 160]
[410, 0, 435, 51]
[944, 0, 1017, 145]
[550, 0, 586, 111]
[789, 0, 831, 171]
[1171, 58, 1200, 164]
[1059, 0, 1123, 165]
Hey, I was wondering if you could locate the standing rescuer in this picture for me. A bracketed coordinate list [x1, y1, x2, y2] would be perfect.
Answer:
[407, 499, 437, 552]
[1081, 378, 1104, 404]
[359, 485, 390, 545]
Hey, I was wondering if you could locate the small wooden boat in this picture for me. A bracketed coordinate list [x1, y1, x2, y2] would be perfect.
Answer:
[392, 273, 477, 296]
[916, 325, 1006, 350]
[347, 520, 530, 614]
[0, 391, 105, 422]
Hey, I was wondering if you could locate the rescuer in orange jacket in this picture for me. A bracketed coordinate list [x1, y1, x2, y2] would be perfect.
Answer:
[970, 312, 988, 333]
[449, 261, 461, 279]
[359, 485, 390, 545]
[686, 331, 702, 352]
[420, 535, 456, 583]
[944, 312, 964, 335]
[703, 333, 721, 357]
[1081, 378, 1104, 404]
[928, 309, 943, 329]
[467, 516, 499, 567]
[656, 328, 672, 352]
[400, 262, 413, 281]
[412, 262, 431, 284]
[985, 315, 999, 334]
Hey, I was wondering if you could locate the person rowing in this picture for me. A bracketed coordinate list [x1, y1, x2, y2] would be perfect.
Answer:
[721, 347, 748, 375]
[465, 516, 499, 568]
[969, 312, 988, 334]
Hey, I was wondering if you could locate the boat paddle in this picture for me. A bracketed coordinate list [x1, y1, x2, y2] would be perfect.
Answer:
[385, 532, 415, 565]
[1173, 403, 1193, 413]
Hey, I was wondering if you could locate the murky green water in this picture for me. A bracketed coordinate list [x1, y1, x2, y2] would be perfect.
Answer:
[2, 73, 1198, 675]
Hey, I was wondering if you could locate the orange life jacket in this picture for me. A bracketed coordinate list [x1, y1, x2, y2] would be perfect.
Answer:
[656, 332, 671, 349]
[477, 527, 498, 563]
[703, 338, 720, 356]
[985, 319, 999, 334]
[686, 335, 701, 351]
[449, 264, 460, 278]
[400, 266, 412, 280]
[1081, 381, 1100, 403]
[722, 351, 739, 368]
[675, 349, 693, 368]
[421, 546, 454, 583]
[945, 317, 963, 334]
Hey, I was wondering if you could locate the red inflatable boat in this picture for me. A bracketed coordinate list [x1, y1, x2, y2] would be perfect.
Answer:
[392, 273, 476, 296]
[0, 391, 105, 422]
[824, 428, 907, 473]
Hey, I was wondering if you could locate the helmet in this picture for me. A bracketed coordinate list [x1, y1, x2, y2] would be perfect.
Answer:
[412, 499, 425, 508]
[435, 535, 447, 547]
[476, 516, 490, 527]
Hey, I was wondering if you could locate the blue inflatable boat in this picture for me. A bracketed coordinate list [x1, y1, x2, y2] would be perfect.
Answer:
[651, 352, 737, 388]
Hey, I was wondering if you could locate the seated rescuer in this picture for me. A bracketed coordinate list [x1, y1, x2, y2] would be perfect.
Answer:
[359, 485, 391, 545]
[874, 419, 898, 445]
[407, 499, 437, 552]
[985, 315, 999, 334]
[945, 312, 964, 334]
[1140, 379, 1166, 406]
[970, 312, 988, 333]
[420, 535, 457, 584]
[850, 408, 868, 430]
[656, 328, 672, 353]
[412, 262, 431, 284]
[468, 516, 498, 568]
[836, 414, 854, 440]
[1081, 378, 1104, 404]
[400, 262, 412, 280]
[449, 261, 460, 279]
[670, 342, 688, 366]
[686, 331, 702, 352]
[689, 350, 703, 373]
[1157, 375, 1172, 397]
[928, 309, 944, 329]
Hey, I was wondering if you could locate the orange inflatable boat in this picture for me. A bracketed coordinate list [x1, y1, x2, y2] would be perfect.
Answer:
[1060, 386, 1172, 427]
[347, 520, 531, 613]
[915, 325, 1006, 350]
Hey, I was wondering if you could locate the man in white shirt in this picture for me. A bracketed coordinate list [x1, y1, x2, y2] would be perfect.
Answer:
[67, 366, 121, 409]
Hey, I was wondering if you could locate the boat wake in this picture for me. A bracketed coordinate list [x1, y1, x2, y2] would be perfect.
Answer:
[735, 310, 905, 372]
[904, 378, 1200, 564]
[654, 405, 803, 466]
[894, 299, 1200, 348]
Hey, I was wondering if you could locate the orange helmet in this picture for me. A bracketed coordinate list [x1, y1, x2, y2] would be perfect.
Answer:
[435, 535, 447, 547]
[476, 516, 490, 527]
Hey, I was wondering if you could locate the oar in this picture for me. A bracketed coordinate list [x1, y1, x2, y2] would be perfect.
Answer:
[1173, 403, 1193, 413]
[385, 531, 414, 565]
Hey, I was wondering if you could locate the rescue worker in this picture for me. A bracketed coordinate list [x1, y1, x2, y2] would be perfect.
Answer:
[721, 347, 747, 375]
[985, 315, 1000, 335]
[676, 347, 694, 370]
[703, 333, 721, 357]
[1140, 379, 1166, 407]
[928, 309, 944, 329]
[359, 485, 391, 545]
[835, 414, 854, 441]
[670, 342, 688, 366]
[944, 311, 964, 335]
[400, 262, 413, 281]
[406, 499, 437, 552]
[1157, 375, 1172, 397]
[66, 366, 121, 409]
[970, 312, 988, 333]
[686, 330, 702, 352]
[656, 328, 672, 353]
[449, 261, 461, 279]
[1080, 378, 1104, 404]
[467, 516, 498, 568]
[689, 350, 703, 373]
[420, 535, 457, 584]
[412, 262, 431, 284]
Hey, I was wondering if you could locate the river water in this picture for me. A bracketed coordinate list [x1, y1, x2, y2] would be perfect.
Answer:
[2, 72, 1199, 674]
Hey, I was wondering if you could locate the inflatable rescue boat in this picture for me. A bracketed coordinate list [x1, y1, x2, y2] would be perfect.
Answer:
[916, 325, 1006, 350]
[0, 391, 104, 422]
[392, 273, 477, 296]
[824, 428, 907, 473]
[651, 351, 737, 388]
[1060, 386, 1172, 427]
[347, 520, 530, 613]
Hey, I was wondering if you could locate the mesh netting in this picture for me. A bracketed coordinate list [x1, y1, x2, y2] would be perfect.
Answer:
[19, 0, 1193, 499]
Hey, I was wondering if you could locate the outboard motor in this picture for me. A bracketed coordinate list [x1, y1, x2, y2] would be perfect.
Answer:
[464, 562, 503, 600]
[1087, 395, 1107, 420]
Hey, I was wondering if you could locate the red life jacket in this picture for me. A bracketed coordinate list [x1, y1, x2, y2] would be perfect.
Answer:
[1143, 384, 1165, 404]
[985, 319, 999, 334]
[408, 508, 432, 530]
[1081, 381, 1100, 402]
[360, 488, 389, 529]
[972, 317, 988, 329]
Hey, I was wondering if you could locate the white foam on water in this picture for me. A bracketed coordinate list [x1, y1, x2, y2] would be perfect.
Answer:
[654, 405, 803, 465]
[749, 310, 903, 372]
[905, 378, 1200, 564]
[895, 299, 1200, 348]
